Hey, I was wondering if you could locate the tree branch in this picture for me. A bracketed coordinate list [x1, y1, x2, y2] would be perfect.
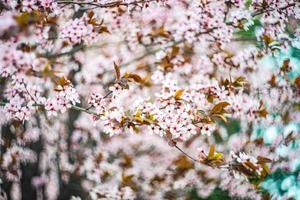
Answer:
[56, 0, 160, 8]
[41, 43, 84, 59]
[174, 145, 198, 162]
[0, 101, 99, 116]
[251, 3, 296, 17]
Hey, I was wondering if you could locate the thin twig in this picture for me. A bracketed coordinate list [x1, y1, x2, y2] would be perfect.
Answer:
[251, 3, 295, 17]
[41, 43, 84, 59]
[174, 145, 198, 162]
[71, 105, 98, 115]
[0, 101, 100, 116]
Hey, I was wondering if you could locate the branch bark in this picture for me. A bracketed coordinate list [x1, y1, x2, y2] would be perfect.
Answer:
[56, 0, 160, 8]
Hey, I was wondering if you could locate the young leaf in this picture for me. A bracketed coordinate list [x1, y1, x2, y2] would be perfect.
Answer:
[114, 62, 121, 80]
[212, 114, 228, 123]
[87, 11, 94, 19]
[295, 76, 300, 88]
[173, 155, 194, 171]
[244, 161, 259, 171]
[257, 156, 272, 164]
[124, 73, 143, 83]
[133, 109, 143, 123]
[170, 46, 180, 58]
[258, 108, 268, 118]
[233, 76, 247, 87]
[174, 89, 185, 100]
[262, 34, 275, 45]
[54, 77, 71, 91]
[268, 74, 277, 87]
[152, 26, 170, 38]
[281, 59, 291, 72]
[210, 102, 230, 115]
[99, 26, 110, 34]
[208, 144, 215, 160]
[54, 76, 71, 89]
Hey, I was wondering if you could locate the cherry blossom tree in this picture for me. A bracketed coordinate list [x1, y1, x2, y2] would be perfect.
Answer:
[0, 0, 300, 199]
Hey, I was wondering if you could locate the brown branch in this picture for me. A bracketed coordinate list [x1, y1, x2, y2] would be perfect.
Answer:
[174, 145, 198, 162]
[56, 0, 160, 8]
[0, 101, 100, 116]
[251, 3, 296, 17]
[41, 43, 84, 59]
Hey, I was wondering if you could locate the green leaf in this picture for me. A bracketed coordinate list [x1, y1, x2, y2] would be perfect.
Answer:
[235, 19, 262, 38]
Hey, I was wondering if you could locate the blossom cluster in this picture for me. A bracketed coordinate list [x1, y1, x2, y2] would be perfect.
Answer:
[60, 14, 101, 45]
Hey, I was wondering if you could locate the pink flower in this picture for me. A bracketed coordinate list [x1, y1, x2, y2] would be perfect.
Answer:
[60, 14, 99, 45]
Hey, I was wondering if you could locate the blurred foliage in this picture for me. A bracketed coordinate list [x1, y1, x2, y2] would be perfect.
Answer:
[262, 169, 300, 200]
[290, 47, 300, 60]
[214, 118, 241, 144]
[221, 119, 241, 136]
[235, 19, 261, 39]
[190, 188, 232, 200]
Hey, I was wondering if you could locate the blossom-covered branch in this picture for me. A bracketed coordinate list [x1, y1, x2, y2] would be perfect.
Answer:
[56, 0, 162, 9]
